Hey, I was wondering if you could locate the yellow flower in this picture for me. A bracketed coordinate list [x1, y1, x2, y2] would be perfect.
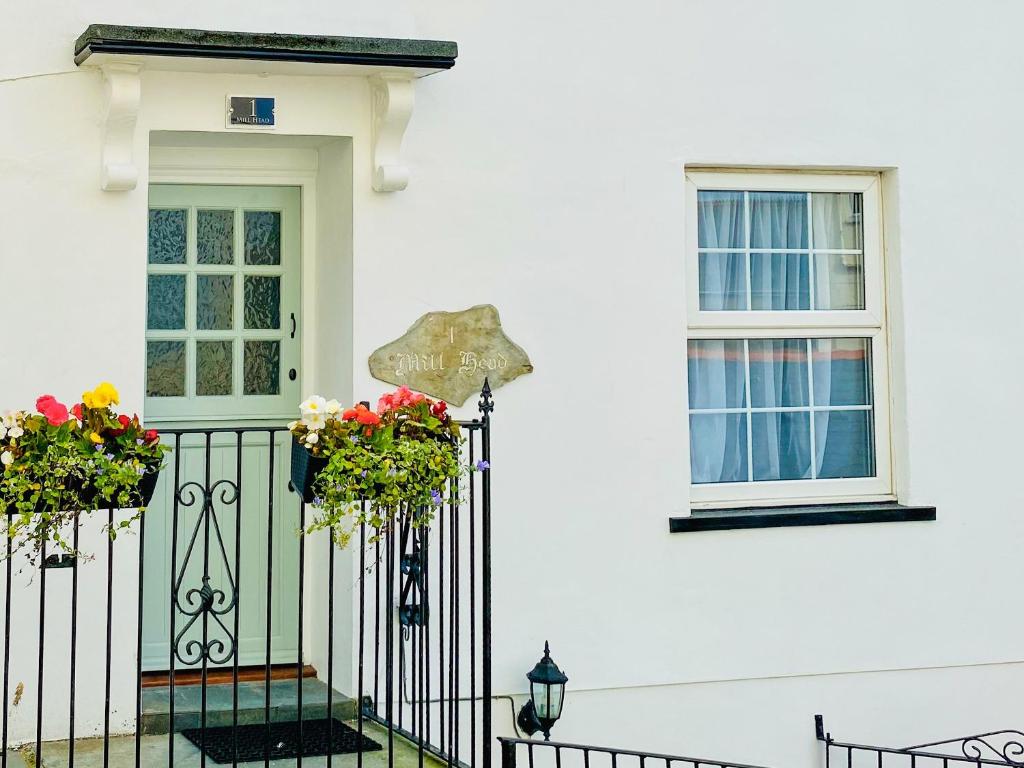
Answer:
[89, 432, 104, 444]
[82, 382, 120, 410]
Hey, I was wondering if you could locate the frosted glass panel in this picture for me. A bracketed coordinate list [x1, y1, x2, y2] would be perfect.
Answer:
[146, 341, 186, 397]
[244, 211, 281, 265]
[196, 341, 233, 396]
[244, 341, 280, 395]
[197, 209, 234, 265]
[148, 209, 186, 265]
[147, 275, 185, 330]
[196, 275, 234, 330]
[244, 276, 281, 330]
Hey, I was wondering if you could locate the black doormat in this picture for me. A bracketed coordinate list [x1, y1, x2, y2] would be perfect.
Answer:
[181, 718, 382, 764]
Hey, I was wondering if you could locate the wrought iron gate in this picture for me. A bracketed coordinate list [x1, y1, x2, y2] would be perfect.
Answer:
[0, 384, 493, 768]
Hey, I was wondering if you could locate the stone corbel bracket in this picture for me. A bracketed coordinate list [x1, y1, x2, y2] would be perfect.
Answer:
[100, 63, 141, 191]
[370, 74, 414, 192]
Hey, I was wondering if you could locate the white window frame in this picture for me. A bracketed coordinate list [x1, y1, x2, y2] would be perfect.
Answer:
[685, 170, 893, 508]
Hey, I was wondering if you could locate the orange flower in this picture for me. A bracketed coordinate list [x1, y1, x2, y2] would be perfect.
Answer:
[342, 408, 358, 421]
[355, 406, 380, 426]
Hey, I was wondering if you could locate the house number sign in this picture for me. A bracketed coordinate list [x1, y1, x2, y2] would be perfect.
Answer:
[227, 96, 276, 128]
[368, 305, 533, 406]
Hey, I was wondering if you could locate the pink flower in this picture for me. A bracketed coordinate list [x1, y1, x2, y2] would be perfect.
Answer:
[70, 403, 83, 421]
[36, 395, 70, 426]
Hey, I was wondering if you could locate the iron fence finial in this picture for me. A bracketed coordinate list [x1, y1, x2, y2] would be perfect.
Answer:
[479, 378, 495, 415]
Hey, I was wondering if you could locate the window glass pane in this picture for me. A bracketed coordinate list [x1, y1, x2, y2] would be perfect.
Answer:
[196, 340, 233, 396]
[146, 341, 185, 397]
[812, 338, 872, 406]
[750, 192, 807, 249]
[687, 340, 746, 410]
[197, 209, 234, 265]
[196, 275, 234, 331]
[147, 274, 186, 330]
[148, 209, 187, 265]
[815, 253, 865, 310]
[750, 253, 810, 310]
[752, 412, 811, 481]
[815, 410, 875, 479]
[244, 211, 281, 265]
[697, 191, 744, 249]
[244, 341, 280, 395]
[698, 252, 746, 310]
[749, 339, 808, 408]
[812, 192, 862, 250]
[689, 413, 747, 484]
[244, 276, 281, 329]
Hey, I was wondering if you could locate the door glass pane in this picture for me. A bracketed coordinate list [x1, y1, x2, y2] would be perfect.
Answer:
[147, 275, 186, 330]
[752, 412, 812, 481]
[197, 209, 234, 265]
[687, 340, 746, 410]
[148, 209, 187, 265]
[244, 341, 280, 395]
[244, 276, 281, 329]
[749, 339, 808, 407]
[750, 192, 807, 249]
[689, 413, 747, 484]
[244, 211, 281, 265]
[698, 252, 746, 310]
[196, 340, 233, 396]
[196, 275, 234, 330]
[750, 253, 810, 310]
[146, 341, 186, 397]
[815, 410, 875, 479]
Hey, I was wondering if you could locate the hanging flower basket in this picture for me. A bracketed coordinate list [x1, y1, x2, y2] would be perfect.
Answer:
[0, 383, 170, 564]
[288, 386, 464, 547]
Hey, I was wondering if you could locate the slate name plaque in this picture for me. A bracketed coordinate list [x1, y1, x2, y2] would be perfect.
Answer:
[227, 96, 275, 128]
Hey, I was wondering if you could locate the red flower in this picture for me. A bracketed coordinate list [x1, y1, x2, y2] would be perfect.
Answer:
[431, 400, 448, 418]
[342, 408, 358, 421]
[70, 403, 83, 420]
[110, 414, 132, 437]
[35, 395, 70, 426]
[144, 429, 159, 444]
[355, 405, 380, 426]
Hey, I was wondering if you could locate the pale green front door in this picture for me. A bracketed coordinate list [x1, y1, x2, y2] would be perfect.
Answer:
[142, 184, 302, 671]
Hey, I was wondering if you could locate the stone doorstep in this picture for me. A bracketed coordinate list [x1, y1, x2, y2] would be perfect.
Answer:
[141, 678, 357, 735]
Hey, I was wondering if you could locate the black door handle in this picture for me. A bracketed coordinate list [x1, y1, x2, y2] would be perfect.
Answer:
[290, 313, 296, 339]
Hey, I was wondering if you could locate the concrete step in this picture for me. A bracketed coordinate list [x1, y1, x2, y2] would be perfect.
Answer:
[141, 678, 357, 735]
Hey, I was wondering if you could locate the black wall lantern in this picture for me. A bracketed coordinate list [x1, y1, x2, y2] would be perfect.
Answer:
[517, 641, 568, 741]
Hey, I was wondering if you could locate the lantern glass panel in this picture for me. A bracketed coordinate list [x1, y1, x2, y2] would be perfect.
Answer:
[532, 681, 564, 719]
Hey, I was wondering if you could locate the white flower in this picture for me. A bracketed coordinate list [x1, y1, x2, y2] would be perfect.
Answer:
[0, 426, 6, 440]
[305, 432, 319, 445]
[287, 420, 299, 432]
[302, 412, 326, 431]
[325, 399, 341, 416]
[0, 451, 13, 467]
[7, 427, 23, 439]
[299, 395, 327, 416]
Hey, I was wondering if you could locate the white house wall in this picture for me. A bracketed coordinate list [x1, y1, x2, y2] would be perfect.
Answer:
[2, 0, 1023, 764]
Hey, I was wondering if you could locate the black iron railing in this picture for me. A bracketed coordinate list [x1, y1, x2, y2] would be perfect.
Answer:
[498, 737, 776, 768]
[0, 385, 493, 768]
[816, 715, 1024, 768]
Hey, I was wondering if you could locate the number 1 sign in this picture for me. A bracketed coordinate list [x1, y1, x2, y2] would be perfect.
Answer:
[227, 96, 276, 129]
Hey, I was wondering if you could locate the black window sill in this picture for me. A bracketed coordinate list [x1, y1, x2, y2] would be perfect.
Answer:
[669, 502, 936, 533]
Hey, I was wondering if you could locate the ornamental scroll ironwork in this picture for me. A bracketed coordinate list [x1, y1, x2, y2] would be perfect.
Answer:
[906, 732, 1024, 766]
[172, 478, 239, 666]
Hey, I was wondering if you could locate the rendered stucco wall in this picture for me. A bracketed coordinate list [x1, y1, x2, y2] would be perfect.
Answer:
[2, 0, 1023, 764]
